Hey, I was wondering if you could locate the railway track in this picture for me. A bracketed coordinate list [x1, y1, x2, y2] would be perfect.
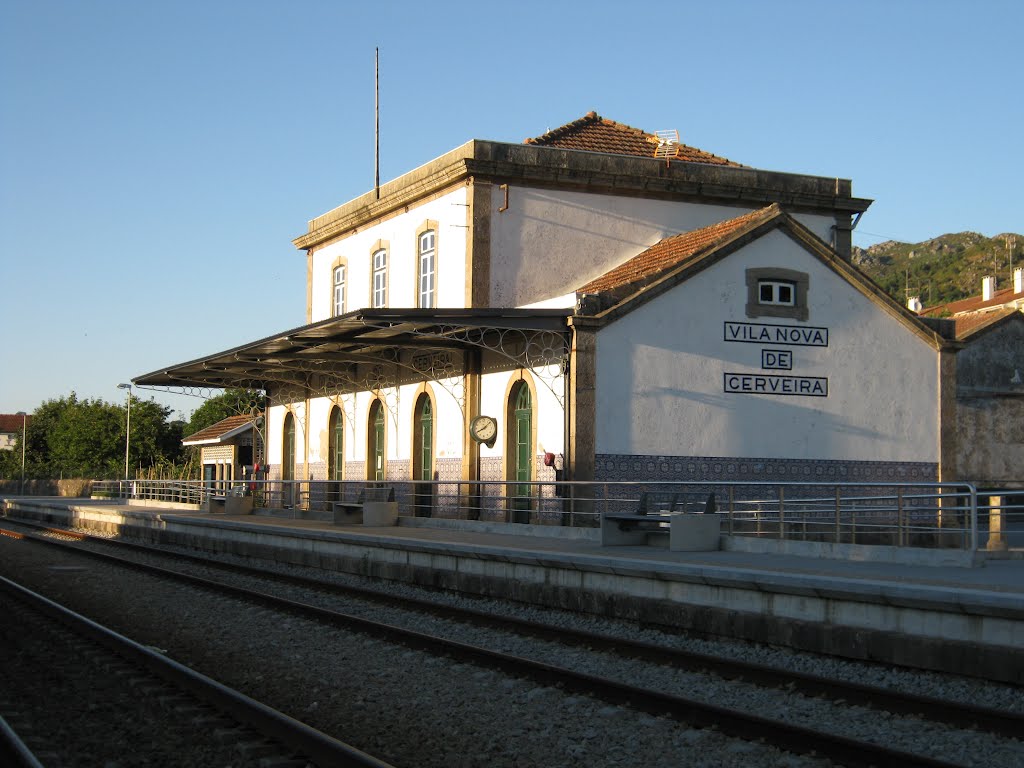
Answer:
[2, 518, 1021, 767]
[0, 571, 393, 768]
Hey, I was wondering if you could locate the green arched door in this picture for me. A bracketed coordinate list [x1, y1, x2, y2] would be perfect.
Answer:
[328, 406, 343, 502]
[511, 383, 532, 523]
[368, 400, 385, 482]
[413, 393, 433, 517]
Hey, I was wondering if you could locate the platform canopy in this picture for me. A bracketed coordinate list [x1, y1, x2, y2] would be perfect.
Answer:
[134, 307, 572, 400]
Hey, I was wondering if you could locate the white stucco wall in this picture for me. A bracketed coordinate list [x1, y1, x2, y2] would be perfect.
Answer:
[308, 187, 469, 321]
[267, 366, 565, 482]
[489, 185, 836, 308]
[595, 229, 940, 462]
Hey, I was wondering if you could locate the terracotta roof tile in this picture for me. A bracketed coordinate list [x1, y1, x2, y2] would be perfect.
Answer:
[524, 111, 740, 167]
[954, 307, 1020, 339]
[579, 206, 776, 296]
[183, 415, 254, 444]
[0, 414, 31, 433]
[921, 284, 1024, 317]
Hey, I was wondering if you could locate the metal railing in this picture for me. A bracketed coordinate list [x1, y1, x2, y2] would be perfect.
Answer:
[88, 478, 1023, 553]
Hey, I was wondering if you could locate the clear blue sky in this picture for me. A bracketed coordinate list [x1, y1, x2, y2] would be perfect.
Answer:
[2, 0, 1021, 419]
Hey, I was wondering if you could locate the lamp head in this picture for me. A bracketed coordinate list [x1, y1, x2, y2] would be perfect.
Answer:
[117, 383, 131, 390]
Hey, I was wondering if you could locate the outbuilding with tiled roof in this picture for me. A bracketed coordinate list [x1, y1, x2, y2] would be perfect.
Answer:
[183, 415, 261, 492]
[0, 414, 30, 451]
[913, 270, 1024, 487]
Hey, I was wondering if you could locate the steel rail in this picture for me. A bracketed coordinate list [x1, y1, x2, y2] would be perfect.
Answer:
[0, 714, 44, 768]
[0, 574, 395, 768]
[7, 519, 1022, 739]
[1, 525, 975, 768]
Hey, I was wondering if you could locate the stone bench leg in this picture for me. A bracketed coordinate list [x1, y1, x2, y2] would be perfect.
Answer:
[669, 513, 722, 551]
[601, 517, 648, 546]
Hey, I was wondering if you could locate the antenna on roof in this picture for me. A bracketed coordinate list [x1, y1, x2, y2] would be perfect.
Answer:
[649, 129, 682, 165]
[374, 47, 380, 201]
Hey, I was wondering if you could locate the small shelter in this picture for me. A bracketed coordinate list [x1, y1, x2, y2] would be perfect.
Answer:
[182, 415, 259, 490]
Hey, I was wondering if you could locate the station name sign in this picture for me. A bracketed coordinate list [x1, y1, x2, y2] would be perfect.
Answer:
[724, 321, 828, 347]
[724, 373, 828, 397]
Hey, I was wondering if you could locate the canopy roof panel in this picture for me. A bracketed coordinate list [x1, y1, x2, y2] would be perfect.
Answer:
[134, 308, 572, 394]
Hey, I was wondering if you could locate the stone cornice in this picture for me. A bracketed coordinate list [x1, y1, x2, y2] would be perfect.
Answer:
[293, 139, 872, 252]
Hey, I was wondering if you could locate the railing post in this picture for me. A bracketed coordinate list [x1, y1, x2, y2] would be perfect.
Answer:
[727, 486, 734, 535]
[897, 487, 904, 547]
[834, 487, 841, 543]
[969, 485, 978, 552]
[778, 486, 785, 539]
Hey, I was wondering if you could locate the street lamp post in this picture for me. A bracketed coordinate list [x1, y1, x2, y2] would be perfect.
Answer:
[117, 383, 132, 482]
[16, 411, 26, 495]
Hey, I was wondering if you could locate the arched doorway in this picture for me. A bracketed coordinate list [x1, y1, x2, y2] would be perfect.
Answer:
[327, 405, 343, 502]
[367, 399, 385, 482]
[507, 380, 533, 523]
[412, 392, 434, 517]
[282, 411, 295, 506]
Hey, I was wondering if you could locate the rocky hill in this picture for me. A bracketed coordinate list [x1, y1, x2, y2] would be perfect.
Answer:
[852, 231, 1022, 308]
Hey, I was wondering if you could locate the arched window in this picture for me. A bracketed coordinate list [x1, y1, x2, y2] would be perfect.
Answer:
[507, 381, 533, 523]
[371, 248, 388, 308]
[417, 230, 436, 309]
[328, 405, 344, 482]
[331, 261, 347, 316]
[412, 392, 433, 517]
[367, 399, 385, 481]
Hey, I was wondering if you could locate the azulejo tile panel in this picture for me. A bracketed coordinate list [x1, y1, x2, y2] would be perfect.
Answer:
[595, 453, 938, 486]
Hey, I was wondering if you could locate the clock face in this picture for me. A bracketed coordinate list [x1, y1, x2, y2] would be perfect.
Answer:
[471, 415, 497, 443]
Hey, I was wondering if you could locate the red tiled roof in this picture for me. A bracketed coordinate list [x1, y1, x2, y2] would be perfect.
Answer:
[0, 414, 31, 433]
[921, 284, 1024, 318]
[579, 206, 776, 296]
[182, 415, 253, 445]
[953, 307, 1020, 339]
[524, 111, 740, 167]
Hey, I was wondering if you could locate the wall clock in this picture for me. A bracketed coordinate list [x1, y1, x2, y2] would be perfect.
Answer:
[470, 415, 497, 448]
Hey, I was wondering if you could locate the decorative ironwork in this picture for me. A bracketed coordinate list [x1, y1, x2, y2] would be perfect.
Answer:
[135, 313, 571, 421]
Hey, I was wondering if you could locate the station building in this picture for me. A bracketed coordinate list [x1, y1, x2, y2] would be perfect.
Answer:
[916, 268, 1024, 487]
[138, 112, 997, 516]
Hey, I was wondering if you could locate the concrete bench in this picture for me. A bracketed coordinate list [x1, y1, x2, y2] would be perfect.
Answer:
[207, 487, 253, 515]
[601, 492, 720, 551]
[333, 486, 397, 526]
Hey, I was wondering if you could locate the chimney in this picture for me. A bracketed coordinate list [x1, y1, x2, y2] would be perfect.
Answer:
[982, 275, 996, 301]
[1015, 267, 1022, 295]
[906, 296, 922, 313]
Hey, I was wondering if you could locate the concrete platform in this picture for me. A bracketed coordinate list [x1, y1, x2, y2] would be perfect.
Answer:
[4, 496, 1023, 685]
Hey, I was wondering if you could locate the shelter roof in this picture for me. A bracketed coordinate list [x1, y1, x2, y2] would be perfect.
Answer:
[182, 415, 254, 446]
[524, 111, 740, 166]
[134, 308, 571, 394]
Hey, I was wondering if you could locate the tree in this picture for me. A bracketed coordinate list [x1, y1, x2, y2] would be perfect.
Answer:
[185, 388, 265, 437]
[126, 398, 184, 471]
[2, 392, 189, 481]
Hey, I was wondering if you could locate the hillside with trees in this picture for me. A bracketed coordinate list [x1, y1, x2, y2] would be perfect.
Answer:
[853, 232, 1021, 308]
